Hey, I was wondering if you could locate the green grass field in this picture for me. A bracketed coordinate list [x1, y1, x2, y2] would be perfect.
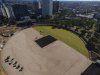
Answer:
[34, 26, 89, 57]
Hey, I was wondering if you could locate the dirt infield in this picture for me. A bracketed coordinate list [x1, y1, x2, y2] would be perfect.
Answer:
[1, 28, 91, 75]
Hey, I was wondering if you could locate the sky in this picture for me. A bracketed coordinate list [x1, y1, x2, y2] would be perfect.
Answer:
[59, 0, 100, 1]
[22, 0, 100, 1]
[19, 0, 100, 1]
[25, 0, 100, 1]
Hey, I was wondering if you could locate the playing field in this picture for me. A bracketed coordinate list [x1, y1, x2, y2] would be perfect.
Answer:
[34, 26, 89, 57]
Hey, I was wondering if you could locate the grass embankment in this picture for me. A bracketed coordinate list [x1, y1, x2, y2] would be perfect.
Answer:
[34, 26, 89, 57]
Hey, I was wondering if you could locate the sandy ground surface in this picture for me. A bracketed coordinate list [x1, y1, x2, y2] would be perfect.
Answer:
[0, 51, 6, 75]
[0, 26, 22, 75]
[0, 68, 6, 75]
[1, 28, 92, 75]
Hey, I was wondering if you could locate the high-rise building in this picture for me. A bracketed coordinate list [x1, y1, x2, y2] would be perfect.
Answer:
[0, 0, 3, 16]
[97, 20, 100, 33]
[53, 0, 60, 14]
[32, 1, 39, 12]
[0, 0, 15, 19]
[94, 13, 100, 33]
[0, 1, 2, 15]
[3, 4, 15, 19]
[38, 0, 41, 9]
[12, 4, 30, 21]
[41, 0, 53, 17]
[0, 7, 2, 16]
[4, 0, 17, 4]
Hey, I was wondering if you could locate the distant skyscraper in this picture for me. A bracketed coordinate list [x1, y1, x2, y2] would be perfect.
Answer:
[0, 0, 7, 17]
[97, 20, 100, 33]
[38, 0, 41, 9]
[94, 13, 100, 33]
[32, 1, 39, 11]
[41, 0, 53, 17]
[0, 0, 15, 19]
[0, 0, 2, 15]
[0, 0, 2, 3]
[53, 0, 60, 14]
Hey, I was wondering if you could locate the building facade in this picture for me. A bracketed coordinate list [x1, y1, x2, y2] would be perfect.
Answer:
[0, 0, 3, 16]
[0, 2, 2, 16]
[0, 0, 15, 19]
[53, 1, 60, 14]
[97, 20, 100, 33]
[41, 0, 53, 17]
[94, 13, 100, 33]
[12, 4, 30, 21]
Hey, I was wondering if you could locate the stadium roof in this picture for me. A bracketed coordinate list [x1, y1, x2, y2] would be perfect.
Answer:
[1, 28, 91, 75]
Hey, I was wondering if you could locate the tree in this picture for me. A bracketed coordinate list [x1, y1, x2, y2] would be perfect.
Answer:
[2, 17, 9, 25]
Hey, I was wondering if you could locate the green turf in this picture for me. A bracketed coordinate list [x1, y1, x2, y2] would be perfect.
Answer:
[34, 26, 89, 57]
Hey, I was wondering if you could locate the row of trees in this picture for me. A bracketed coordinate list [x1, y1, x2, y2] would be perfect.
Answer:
[0, 16, 17, 26]
[53, 18, 96, 29]
[0, 16, 9, 26]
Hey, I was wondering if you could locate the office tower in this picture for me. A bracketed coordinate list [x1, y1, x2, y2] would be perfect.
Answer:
[94, 13, 100, 33]
[0, 0, 15, 19]
[12, 4, 29, 21]
[0, 7, 2, 16]
[4, 0, 17, 3]
[0, 0, 2, 7]
[38, 0, 41, 9]
[33, 1, 39, 11]
[3, 4, 15, 19]
[97, 20, 100, 33]
[41, 0, 53, 17]
[0, 0, 2, 16]
[53, 0, 60, 14]
[0, 0, 7, 17]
